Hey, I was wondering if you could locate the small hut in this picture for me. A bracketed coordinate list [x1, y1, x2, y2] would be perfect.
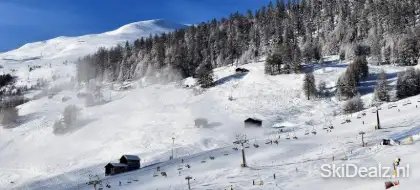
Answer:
[120, 155, 141, 171]
[244, 118, 262, 127]
[235, 68, 250, 73]
[105, 163, 127, 176]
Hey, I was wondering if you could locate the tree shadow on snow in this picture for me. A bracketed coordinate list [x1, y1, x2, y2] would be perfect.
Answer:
[302, 61, 347, 73]
[2, 113, 42, 129]
[357, 71, 398, 95]
[214, 72, 248, 86]
[53, 118, 96, 135]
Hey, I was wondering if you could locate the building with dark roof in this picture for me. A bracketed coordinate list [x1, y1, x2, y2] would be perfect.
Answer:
[244, 118, 262, 127]
[120, 155, 141, 171]
[105, 163, 127, 176]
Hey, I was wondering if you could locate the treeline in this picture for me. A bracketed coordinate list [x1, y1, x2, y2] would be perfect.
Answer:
[77, 0, 420, 84]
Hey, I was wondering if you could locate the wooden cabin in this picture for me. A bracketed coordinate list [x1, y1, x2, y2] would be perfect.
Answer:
[235, 68, 250, 73]
[120, 155, 141, 171]
[105, 163, 127, 176]
[244, 118, 262, 127]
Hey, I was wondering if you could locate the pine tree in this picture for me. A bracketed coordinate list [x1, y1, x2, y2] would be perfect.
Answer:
[373, 70, 390, 102]
[303, 72, 316, 100]
[265, 52, 283, 75]
[343, 94, 364, 114]
[317, 81, 328, 98]
[196, 62, 214, 88]
[336, 74, 357, 100]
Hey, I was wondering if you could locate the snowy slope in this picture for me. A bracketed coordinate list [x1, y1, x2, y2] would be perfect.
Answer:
[1, 54, 420, 190]
[0, 19, 185, 63]
[0, 19, 185, 91]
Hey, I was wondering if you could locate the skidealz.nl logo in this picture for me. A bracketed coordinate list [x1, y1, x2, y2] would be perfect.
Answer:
[320, 163, 410, 178]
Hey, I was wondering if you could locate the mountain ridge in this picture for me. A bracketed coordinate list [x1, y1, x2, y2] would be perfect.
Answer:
[0, 19, 186, 62]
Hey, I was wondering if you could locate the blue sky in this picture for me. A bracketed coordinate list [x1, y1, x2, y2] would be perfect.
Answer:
[0, 0, 273, 52]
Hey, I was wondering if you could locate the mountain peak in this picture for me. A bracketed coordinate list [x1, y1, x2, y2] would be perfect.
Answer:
[105, 19, 186, 36]
[0, 19, 186, 62]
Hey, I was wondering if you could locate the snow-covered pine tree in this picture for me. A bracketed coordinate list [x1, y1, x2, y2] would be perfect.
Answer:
[196, 62, 214, 88]
[373, 70, 390, 103]
[343, 94, 364, 114]
[303, 72, 316, 100]
[317, 81, 328, 98]
[396, 68, 420, 99]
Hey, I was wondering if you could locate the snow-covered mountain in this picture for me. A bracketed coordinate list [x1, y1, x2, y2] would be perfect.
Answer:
[0, 19, 185, 63]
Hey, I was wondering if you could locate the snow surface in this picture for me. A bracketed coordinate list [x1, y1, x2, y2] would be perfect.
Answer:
[1, 54, 420, 189]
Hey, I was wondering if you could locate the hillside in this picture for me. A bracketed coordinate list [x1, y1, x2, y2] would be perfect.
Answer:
[1, 56, 419, 189]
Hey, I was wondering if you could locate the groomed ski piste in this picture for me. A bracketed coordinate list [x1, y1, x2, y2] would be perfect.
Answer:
[0, 23, 420, 189]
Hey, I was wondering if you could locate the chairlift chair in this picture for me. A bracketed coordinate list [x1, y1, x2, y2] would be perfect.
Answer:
[286, 133, 291, 140]
[305, 129, 310, 135]
[311, 127, 317, 135]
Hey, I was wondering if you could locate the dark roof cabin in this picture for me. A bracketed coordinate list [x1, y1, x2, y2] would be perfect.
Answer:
[120, 155, 141, 171]
[235, 68, 249, 73]
[105, 163, 127, 176]
[244, 118, 262, 127]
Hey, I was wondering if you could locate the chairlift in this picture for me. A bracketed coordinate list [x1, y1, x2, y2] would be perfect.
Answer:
[233, 147, 239, 151]
[304, 129, 310, 135]
[210, 156, 215, 160]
